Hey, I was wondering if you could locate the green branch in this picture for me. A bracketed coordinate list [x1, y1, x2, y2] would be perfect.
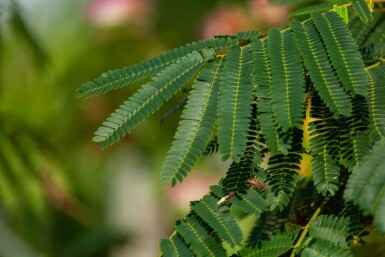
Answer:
[289, 196, 331, 257]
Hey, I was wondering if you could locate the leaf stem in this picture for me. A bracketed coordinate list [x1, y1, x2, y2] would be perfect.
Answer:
[289, 196, 331, 257]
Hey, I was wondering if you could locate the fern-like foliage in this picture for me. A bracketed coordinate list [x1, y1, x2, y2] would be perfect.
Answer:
[80, 2, 385, 256]
[344, 139, 385, 234]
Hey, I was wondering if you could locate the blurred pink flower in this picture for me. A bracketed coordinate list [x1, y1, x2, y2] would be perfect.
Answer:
[199, 6, 251, 39]
[85, 0, 152, 28]
[165, 173, 218, 212]
[248, 0, 290, 28]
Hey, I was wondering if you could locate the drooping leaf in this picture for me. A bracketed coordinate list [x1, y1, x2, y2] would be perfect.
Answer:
[266, 129, 302, 211]
[311, 11, 369, 97]
[93, 49, 216, 148]
[191, 195, 243, 247]
[290, 19, 351, 117]
[309, 96, 340, 196]
[161, 59, 224, 185]
[251, 40, 282, 154]
[268, 28, 305, 132]
[218, 45, 254, 162]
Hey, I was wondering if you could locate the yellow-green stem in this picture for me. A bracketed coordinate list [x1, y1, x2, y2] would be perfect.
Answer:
[289, 196, 331, 257]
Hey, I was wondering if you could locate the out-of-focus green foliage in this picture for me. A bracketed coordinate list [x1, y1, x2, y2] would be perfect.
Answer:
[1, 0, 226, 256]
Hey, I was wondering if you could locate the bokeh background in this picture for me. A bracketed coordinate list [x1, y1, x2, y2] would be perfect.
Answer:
[1, 0, 384, 256]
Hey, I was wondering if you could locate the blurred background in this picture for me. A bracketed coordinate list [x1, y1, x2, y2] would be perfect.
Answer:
[1, 0, 384, 256]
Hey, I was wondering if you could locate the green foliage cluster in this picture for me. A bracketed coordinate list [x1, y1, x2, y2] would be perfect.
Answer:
[80, 0, 385, 256]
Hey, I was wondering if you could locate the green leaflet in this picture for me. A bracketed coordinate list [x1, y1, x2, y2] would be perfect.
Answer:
[160, 235, 192, 257]
[161, 59, 223, 186]
[339, 95, 370, 170]
[268, 28, 305, 132]
[352, 0, 373, 24]
[77, 36, 238, 98]
[251, 39, 269, 86]
[266, 154, 300, 211]
[232, 189, 268, 217]
[367, 65, 385, 139]
[235, 30, 261, 40]
[290, 19, 351, 117]
[344, 139, 385, 234]
[300, 239, 354, 257]
[222, 160, 253, 194]
[191, 195, 243, 247]
[309, 215, 351, 248]
[251, 40, 282, 154]
[93, 49, 216, 148]
[311, 12, 369, 97]
[239, 234, 293, 257]
[218, 45, 254, 162]
[309, 98, 340, 196]
[175, 217, 227, 257]
[266, 129, 302, 211]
